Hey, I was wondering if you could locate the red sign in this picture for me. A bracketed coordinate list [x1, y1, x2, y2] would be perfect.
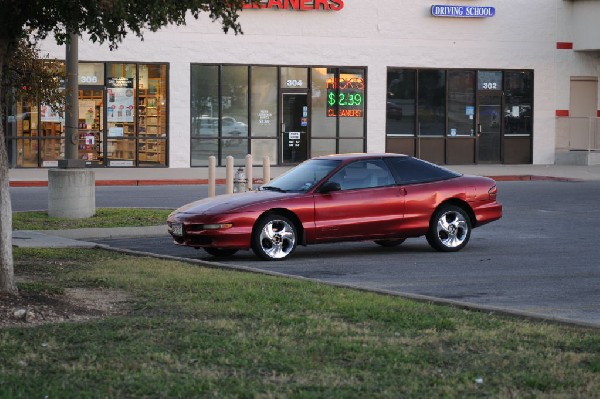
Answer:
[243, 0, 344, 11]
[327, 109, 363, 117]
[326, 76, 365, 118]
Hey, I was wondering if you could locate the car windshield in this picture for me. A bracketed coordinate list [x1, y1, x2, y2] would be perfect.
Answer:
[262, 159, 342, 192]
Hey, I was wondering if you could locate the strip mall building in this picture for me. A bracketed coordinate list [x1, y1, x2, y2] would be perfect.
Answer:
[5, 0, 600, 168]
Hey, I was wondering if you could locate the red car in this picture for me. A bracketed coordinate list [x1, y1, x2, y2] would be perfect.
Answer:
[167, 154, 502, 260]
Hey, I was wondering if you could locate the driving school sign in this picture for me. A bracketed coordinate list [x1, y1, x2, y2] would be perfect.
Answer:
[431, 5, 495, 18]
[243, 0, 344, 11]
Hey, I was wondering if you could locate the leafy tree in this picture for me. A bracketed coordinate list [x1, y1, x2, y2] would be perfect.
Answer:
[0, 0, 248, 294]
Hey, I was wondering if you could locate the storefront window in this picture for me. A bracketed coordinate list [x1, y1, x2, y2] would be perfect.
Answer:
[251, 66, 278, 137]
[220, 66, 249, 164]
[105, 64, 137, 166]
[76, 89, 103, 165]
[310, 67, 367, 155]
[191, 65, 219, 138]
[78, 63, 104, 86]
[191, 138, 218, 167]
[385, 68, 533, 164]
[251, 139, 278, 165]
[5, 62, 168, 168]
[386, 69, 416, 136]
[504, 71, 533, 136]
[447, 71, 475, 136]
[418, 70, 446, 136]
[14, 101, 41, 167]
[311, 139, 336, 157]
[311, 68, 337, 138]
[138, 64, 168, 166]
[338, 68, 365, 141]
[281, 67, 308, 89]
[250, 67, 278, 165]
[339, 139, 364, 154]
[190, 64, 367, 166]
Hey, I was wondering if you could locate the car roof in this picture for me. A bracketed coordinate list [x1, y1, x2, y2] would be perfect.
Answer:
[312, 153, 409, 161]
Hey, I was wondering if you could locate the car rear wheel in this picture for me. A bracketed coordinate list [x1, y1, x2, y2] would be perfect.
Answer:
[374, 239, 406, 247]
[426, 205, 471, 252]
[252, 214, 297, 261]
[203, 247, 239, 257]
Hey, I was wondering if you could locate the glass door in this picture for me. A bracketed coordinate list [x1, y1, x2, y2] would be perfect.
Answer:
[77, 88, 104, 166]
[282, 93, 309, 164]
[477, 94, 502, 163]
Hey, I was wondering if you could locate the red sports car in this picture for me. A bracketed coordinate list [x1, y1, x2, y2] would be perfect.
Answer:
[167, 154, 502, 260]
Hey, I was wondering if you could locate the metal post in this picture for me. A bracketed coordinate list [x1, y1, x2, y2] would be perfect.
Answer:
[48, 33, 94, 219]
[60, 33, 85, 168]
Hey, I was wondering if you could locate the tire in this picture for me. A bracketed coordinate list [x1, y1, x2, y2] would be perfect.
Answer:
[374, 239, 406, 247]
[426, 205, 471, 252]
[203, 247, 239, 257]
[252, 214, 297, 261]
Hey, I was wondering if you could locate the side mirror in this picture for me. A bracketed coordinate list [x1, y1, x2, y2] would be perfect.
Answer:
[318, 181, 341, 194]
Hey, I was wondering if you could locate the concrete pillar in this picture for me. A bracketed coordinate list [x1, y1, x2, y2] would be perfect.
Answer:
[262, 156, 271, 185]
[48, 169, 96, 218]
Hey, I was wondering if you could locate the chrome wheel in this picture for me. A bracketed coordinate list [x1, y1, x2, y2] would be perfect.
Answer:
[253, 215, 297, 260]
[426, 205, 471, 252]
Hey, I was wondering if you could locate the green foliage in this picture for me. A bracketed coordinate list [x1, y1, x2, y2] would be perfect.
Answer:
[0, 0, 248, 46]
[2, 38, 64, 110]
[3, 248, 600, 398]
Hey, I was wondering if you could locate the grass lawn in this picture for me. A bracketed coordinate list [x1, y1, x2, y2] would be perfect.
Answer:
[12, 208, 173, 230]
[1, 248, 599, 398]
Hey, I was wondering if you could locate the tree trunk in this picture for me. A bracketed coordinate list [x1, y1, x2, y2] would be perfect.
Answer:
[0, 36, 17, 295]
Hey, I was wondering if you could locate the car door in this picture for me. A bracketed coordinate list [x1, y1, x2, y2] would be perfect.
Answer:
[313, 159, 405, 242]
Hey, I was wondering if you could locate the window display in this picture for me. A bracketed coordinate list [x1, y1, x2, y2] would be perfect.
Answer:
[5, 62, 168, 167]
[77, 89, 103, 164]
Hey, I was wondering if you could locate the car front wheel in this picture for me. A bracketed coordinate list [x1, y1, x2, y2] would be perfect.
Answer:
[252, 214, 297, 261]
[426, 205, 471, 252]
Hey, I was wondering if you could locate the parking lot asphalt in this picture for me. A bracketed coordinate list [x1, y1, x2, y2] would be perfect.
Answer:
[11, 164, 600, 328]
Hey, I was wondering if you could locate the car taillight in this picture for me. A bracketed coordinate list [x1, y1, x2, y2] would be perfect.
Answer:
[488, 185, 497, 200]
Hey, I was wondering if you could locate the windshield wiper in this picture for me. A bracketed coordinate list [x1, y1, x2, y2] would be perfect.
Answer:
[261, 186, 286, 193]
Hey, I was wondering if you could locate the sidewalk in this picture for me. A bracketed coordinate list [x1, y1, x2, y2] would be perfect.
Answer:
[13, 225, 168, 248]
[9, 164, 600, 186]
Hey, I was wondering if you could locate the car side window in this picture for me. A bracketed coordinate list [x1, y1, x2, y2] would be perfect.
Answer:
[329, 159, 396, 190]
[385, 157, 461, 185]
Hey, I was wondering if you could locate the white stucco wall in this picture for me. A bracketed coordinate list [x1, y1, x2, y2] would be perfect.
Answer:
[38, 0, 600, 166]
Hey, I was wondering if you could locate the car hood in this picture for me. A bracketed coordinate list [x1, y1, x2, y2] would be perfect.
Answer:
[173, 190, 301, 215]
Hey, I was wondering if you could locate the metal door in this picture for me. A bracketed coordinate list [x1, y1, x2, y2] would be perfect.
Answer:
[281, 93, 308, 164]
[477, 94, 502, 163]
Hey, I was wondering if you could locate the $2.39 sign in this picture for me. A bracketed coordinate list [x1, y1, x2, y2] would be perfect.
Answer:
[328, 92, 363, 107]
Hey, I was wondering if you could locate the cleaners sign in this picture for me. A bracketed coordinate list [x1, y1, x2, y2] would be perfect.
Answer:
[243, 0, 344, 11]
[431, 5, 495, 18]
